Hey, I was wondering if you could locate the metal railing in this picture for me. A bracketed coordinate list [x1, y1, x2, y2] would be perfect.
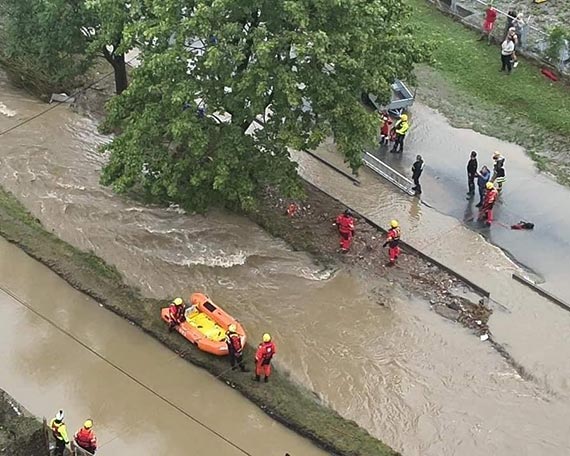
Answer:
[428, 0, 570, 73]
[362, 151, 416, 195]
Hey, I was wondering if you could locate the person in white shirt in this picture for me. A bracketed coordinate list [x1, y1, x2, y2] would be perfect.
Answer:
[500, 37, 515, 74]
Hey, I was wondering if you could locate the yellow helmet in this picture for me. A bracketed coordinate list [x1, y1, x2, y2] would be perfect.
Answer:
[390, 220, 399, 228]
[400, 114, 408, 122]
[486, 182, 494, 190]
[84, 420, 93, 429]
[228, 324, 237, 332]
[493, 151, 501, 159]
[173, 297, 183, 305]
[262, 333, 271, 343]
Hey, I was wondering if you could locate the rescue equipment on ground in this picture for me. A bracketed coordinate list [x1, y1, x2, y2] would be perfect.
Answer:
[161, 292, 246, 356]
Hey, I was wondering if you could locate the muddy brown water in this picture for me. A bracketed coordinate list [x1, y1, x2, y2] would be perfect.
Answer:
[1, 71, 570, 455]
[0, 238, 327, 456]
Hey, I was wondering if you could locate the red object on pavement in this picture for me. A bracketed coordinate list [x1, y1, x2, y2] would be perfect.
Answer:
[541, 68, 558, 81]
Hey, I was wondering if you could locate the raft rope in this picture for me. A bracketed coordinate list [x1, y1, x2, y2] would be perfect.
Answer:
[0, 284, 255, 456]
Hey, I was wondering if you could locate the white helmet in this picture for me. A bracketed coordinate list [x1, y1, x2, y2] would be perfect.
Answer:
[55, 410, 65, 421]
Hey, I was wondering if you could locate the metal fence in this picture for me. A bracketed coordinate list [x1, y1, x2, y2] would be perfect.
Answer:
[427, 0, 570, 74]
[362, 151, 416, 195]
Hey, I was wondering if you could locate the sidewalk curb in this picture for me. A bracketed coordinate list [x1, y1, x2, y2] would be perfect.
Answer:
[512, 273, 570, 313]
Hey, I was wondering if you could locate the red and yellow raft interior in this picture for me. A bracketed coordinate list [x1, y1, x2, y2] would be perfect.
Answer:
[161, 292, 246, 356]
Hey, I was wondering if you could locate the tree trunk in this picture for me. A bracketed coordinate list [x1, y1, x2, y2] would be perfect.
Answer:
[112, 54, 128, 95]
[102, 48, 128, 95]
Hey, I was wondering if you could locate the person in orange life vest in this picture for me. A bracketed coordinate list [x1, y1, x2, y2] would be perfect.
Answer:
[255, 333, 276, 383]
[74, 419, 98, 454]
[226, 324, 246, 372]
[168, 297, 186, 331]
[335, 209, 355, 253]
[383, 220, 401, 265]
[379, 112, 392, 146]
[479, 182, 499, 226]
[50, 410, 69, 456]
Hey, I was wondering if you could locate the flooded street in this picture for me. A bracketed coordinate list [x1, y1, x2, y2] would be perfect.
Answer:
[0, 238, 327, 456]
[382, 103, 570, 301]
[1, 71, 570, 455]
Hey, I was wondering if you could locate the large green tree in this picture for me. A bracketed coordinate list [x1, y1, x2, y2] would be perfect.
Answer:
[102, 0, 429, 210]
[0, 0, 130, 95]
[0, 0, 90, 93]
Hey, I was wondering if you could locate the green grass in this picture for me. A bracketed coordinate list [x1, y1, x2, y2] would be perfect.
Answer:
[407, 0, 570, 137]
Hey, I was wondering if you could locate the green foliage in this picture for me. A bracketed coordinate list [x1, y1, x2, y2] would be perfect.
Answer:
[0, 0, 92, 93]
[546, 26, 570, 63]
[0, 0, 130, 95]
[102, 0, 429, 211]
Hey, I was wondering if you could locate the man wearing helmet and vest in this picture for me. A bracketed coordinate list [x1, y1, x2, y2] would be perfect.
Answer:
[391, 113, 409, 154]
[479, 181, 499, 226]
[255, 333, 276, 383]
[383, 220, 401, 265]
[50, 410, 69, 456]
[168, 297, 186, 331]
[74, 419, 98, 454]
[226, 324, 246, 372]
[491, 152, 506, 193]
[334, 209, 355, 253]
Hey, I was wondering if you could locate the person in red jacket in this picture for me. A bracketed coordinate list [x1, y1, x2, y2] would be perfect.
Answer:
[479, 3, 498, 44]
[478, 182, 499, 226]
[74, 419, 97, 454]
[335, 209, 355, 253]
[379, 112, 393, 146]
[383, 220, 401, 265]
[255, 333, 276, 383]
[168, 297, 186, 331]
[226, 324, 246, 372]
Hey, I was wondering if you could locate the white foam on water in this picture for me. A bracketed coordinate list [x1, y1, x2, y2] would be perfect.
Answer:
[0, 102, 16, 118]
[171, 251, 248, 268]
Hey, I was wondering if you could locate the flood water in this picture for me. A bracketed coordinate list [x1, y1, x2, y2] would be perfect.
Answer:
[0, 238, 327, 456]
[1, 71, 570, 455]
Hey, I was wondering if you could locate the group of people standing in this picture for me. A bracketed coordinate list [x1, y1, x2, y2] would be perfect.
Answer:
[50, 410, 97, 455]
[479, 2, 525, 74]
[335, 209, 402, 265]
[466, 150, 506, 225]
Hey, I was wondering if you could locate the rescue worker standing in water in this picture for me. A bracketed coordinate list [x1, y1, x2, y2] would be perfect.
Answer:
[50, 410, 69, 456]
[335, 209, 355, 253]
[226, 324, 246, 372]
[168, 297, 186, 331]
[255, 333, 276, 383]
[74, 419, 98, 454]
[383, 220, 401, 265]
[391, 113, 409, 154]
[479, 182, 499, 226]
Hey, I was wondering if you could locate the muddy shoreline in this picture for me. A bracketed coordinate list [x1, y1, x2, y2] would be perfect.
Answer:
[0, 390, 48, 456]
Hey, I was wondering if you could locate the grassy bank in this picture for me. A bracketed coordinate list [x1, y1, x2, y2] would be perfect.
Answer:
[407, 0, 570, 185]
[0, 187, 398, 455]
[0, 390, 49, 456]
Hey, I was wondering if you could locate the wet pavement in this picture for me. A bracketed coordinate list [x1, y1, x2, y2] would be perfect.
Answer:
[380, 103, 570, 302]
[0, 237, 327, 456]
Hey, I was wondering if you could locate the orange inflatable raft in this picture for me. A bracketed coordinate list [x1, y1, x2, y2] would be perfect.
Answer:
[161, 292, 246, 356]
